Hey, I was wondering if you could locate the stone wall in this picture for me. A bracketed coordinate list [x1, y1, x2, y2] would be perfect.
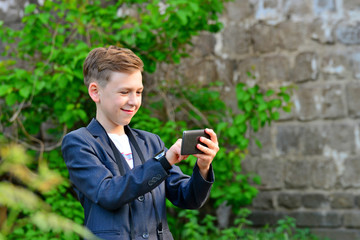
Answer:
[161, 0, 360, 239]
[214, 0, 360, 239]
[2, 0, 360, 239]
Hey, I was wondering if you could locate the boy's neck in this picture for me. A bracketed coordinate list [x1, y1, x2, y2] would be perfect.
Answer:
[96, 118, 125, 135]
[107, 125, 125, 135]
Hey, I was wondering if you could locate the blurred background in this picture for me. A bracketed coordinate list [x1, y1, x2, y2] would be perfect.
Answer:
[1, 0, 360, 239]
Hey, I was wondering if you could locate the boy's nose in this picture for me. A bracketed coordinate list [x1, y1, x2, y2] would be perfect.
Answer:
[128, 94, 138, 105]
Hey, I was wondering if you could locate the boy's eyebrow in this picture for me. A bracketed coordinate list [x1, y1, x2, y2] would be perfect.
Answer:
[117, 87, 144, 90]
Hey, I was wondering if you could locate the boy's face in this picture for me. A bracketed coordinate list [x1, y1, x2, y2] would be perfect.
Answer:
[90, 70, 143, 134]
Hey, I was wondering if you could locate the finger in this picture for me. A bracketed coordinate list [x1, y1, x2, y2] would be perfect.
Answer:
[196, 143, 216, 156]
[205, 128, 219, 145]
[200, 137, 219, 150]
[193, 153, 213, 163]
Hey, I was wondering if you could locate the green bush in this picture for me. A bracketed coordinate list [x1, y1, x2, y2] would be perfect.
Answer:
[0, 143, 99, 240]
[0, 0, 308, 239]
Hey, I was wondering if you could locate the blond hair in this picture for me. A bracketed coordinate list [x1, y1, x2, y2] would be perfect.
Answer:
[83, 46, 144, 87]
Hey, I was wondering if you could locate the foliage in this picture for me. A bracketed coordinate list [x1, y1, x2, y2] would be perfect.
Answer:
[172, 210, 328, 240]
[138, 80, 292, 212]
[0, 0, 303, 239]
[131, 80, 292, 238]
[0, 0, 231, 238]
[0, 0, 229, 135]
[0, 142, 99, 240]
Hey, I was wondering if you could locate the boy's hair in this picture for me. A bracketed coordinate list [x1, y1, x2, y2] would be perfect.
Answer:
[83, 45, 144, 88]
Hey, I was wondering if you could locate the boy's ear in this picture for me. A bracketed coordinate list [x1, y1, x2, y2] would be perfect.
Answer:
[88, 82, 101, 103]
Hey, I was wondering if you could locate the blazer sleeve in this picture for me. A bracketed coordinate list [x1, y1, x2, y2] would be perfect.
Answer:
[165, 163, 214, 209]
[61, 129, 169, 211]
[156, 137, 215, 209]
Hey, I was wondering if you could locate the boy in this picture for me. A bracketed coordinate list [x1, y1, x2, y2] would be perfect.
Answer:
[61, 46, 219, 240]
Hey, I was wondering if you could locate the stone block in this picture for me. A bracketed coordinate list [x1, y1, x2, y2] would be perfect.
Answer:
[261, 55, 290, 83]
[277, 21, 308, 51]
[355, 195, 360, 208]
[252, 191, 275, 210]
[344, 211, 360, 227]
[289, 211, 342, 228]
[313, 0, 337, 15]
[254, 0, 282, 22]
[263, 0, 278, 8]
[321, 85, 347, 119]
[278, 193, 302, 209]
[221, 85, 238, 113]
[234, 58, 262, 84]
[311, 159, 337, 189]
[302, 193, 328, 209]
[256, 158, 284, 190]
[336, 21, 360, 45]
[181, 58, 218, 85]
[278, 106, 295, 121]
[283, 0, 312, 20]
[346, 82, 360, 117]
[311, 229, 360, 240]
[291, 52, 318, 83]
[190, 33, 216, 57]
[247, 210, 286, 226]
[302, 125, 325, 155]
[340, 156, 360, 188]
[343, 0, 360, 11]
[224, 0, 253, 22]
[330, 193, 354, 209]
[248, 126, 273, 156]
[216, 202, 232, 229]
[309, 19, 335, 44]
[323, 123, 355, 153]
[251, 24, 278, 53]
[350, 52, 360, 79]
[284, 160, 312, 189]
[321, 52, 351, 80]
[215, 59, 236, 84]
[0, 1, 24, 24]
[294, 87, 322, 121]
[275, 125, 303, 156]
[221, 25, 251, 56]
[241, 157, 258, 175]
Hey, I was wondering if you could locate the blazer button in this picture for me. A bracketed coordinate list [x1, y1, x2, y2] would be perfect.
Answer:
[137, 195, 144, 202]
[142, 232, 149, 239]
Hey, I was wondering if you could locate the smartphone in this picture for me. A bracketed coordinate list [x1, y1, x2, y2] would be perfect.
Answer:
[181, 129, 210, 155]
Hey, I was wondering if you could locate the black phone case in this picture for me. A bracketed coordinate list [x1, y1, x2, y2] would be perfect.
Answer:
[181, 129, 210, 155]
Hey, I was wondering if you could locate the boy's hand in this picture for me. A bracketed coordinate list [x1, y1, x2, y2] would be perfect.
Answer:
[193, 128, 219, 179]
[165, 139, 189, 165]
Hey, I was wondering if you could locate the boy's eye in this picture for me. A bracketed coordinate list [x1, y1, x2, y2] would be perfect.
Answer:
[120, 91, 128, 94]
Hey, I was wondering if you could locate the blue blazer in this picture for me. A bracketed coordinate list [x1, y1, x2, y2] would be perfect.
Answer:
[61, 119, 214, 240]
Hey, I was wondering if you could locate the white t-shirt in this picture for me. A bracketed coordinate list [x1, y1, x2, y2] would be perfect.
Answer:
[108, 133, 134, 169]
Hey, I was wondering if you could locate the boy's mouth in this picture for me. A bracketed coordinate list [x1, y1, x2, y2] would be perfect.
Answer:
[121, 108, 135, 113]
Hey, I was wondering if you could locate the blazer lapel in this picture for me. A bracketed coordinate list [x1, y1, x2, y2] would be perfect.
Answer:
[86, 118, 117, 164]
[86, 118, 131, 173]
[125, 125, 147, 167]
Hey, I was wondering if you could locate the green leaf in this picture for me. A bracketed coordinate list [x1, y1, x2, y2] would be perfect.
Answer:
[250, 117, 259, 131]
[0, 84, 12, 96]
[244, 102, 253, 112]
[176, 10, 188, 25]
[19, 85, 32, 98]
[266, 90, 274, 96]
[282, 105, 292, 113]
[271, 111, 280, 120]
[24, 4, 37, 14]
[282, 93, 291, 102]
[255, 139, 262, 148]
[5, 93, 17, 106]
